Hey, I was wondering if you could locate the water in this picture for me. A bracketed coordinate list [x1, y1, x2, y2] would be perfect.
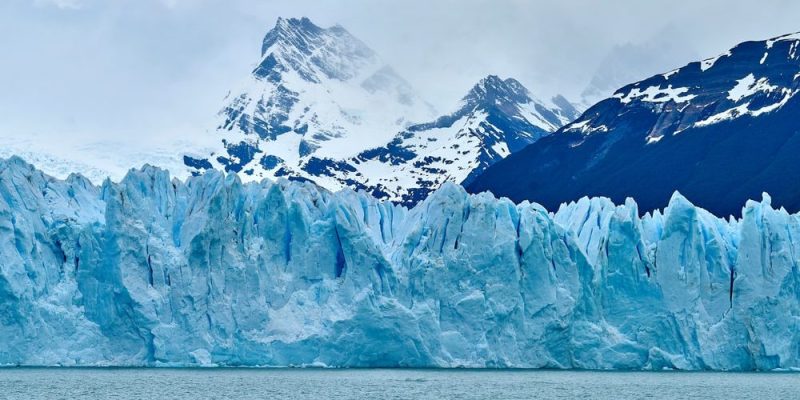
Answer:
[0, 368, 797, 399]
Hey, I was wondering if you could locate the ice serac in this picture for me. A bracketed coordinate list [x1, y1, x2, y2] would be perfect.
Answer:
[2, 157, 800, 370]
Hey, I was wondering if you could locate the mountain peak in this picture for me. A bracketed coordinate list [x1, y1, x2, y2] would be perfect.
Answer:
[550, 94, 581, 117]
[193, 17, 435, 187]
[458, 76, 581, 128]
[254, 17, 378, 84]
[271, 16, 335, 35]
[261, 17, 327, 56]
[463, 75, 531, 107]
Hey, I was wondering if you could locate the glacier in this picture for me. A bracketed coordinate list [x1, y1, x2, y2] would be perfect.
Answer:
[1, 155, 799, 370]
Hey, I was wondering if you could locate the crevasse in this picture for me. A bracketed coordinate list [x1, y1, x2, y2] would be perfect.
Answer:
[1, 156, 798, 370]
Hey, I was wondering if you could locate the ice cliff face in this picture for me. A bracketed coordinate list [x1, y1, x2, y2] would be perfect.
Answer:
[2, 156, 800, 370]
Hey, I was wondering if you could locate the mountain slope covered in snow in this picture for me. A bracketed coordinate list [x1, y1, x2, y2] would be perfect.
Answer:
[470, 32, 800, 216]
[316, 75, 580, 206]
[185, 17, 435, 179]
[186, 18, 578, 206]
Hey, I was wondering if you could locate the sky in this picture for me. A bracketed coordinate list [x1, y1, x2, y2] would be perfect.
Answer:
[1, 0, 799, 145]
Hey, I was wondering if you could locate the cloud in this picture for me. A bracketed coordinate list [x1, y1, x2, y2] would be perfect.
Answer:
[3, 0, 800, 147]
[34, 0, 83, 10]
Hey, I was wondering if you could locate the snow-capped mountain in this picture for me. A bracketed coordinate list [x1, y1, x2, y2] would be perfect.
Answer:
[187, 18, 579, 207]
[338, 75, 580, 205]
[469, 32, 800, 216]
[185, 17, 435, 179]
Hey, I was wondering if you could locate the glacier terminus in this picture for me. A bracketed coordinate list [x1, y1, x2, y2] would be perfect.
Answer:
[1, 156, 799, 370]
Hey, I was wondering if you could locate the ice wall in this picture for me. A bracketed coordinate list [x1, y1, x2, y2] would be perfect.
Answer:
[1, 156, 798, 370]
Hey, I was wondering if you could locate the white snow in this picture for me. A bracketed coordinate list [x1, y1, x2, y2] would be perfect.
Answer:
[563, 119, 609, 135]
[614, 85, 697, 104]
[700, 51, 731, 71]
[646, 135, 664, 144]
[517, 100, 569, 132]
[727, 74, 778, 102]
[766, 32, 800, 49]
[0, 133, 215, 183]
[662, 69, 680, 79]
[695, 88, 797, 128]
[694, 104, 751, 128]
[361, 112, 487, 190]
[491, 141, 511, 158]
[207, 19, 436, 185]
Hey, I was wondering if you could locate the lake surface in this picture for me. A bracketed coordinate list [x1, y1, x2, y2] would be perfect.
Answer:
[0, 368, 798, 399]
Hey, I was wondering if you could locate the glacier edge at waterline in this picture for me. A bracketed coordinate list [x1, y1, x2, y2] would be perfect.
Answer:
[1, 156, 799, 370]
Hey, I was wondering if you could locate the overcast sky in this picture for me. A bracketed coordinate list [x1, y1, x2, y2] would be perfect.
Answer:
[2, 0, 799, 144]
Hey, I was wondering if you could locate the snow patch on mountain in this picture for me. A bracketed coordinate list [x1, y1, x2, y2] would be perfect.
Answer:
[700, 50, 731, 71]
[727, 74, 779, 101]
[580, 27, 700, 106]
[613, 84, 697, 104]
[695, 87, 798, 128]
[570, 32, 800, 142]
[766, 32, 800, 49]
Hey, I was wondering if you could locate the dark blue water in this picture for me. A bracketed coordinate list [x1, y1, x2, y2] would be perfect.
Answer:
[0, 368, 797, 399]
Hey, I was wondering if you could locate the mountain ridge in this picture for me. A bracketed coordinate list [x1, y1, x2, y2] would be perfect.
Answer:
[337, 74, 580, 205]
[469, 31, 800, 217]
[187, 17, 579, 207]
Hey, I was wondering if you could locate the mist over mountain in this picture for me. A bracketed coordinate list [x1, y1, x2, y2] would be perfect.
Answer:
[581, 26, 701, 106]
